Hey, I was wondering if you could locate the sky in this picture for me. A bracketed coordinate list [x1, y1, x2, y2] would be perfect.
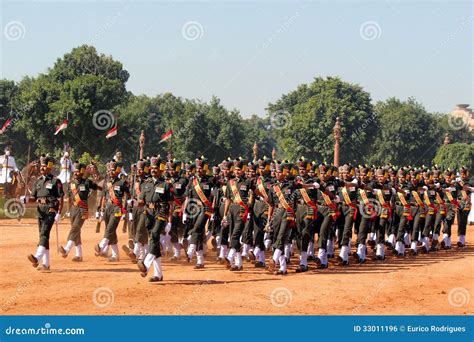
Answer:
[1, 0, 472, 117]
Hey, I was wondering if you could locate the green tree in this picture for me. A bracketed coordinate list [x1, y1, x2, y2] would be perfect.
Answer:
[433, 143, 474, 174]
[268, 76, 376, 163]
[370, 97, 442, 166]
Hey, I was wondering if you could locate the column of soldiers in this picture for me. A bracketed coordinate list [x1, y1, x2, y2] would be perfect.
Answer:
[22, 154, 473, 282]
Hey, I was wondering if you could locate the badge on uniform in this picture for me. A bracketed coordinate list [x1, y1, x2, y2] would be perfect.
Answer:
[114, 185, 121, 191]
[203, 184, 209, 190]
[328, 185, 335, 191]
[175, 184, 182, 189]
[384, 190, 390, 195]
[240, 185, 247, 191]
[79, 185, 86, 192]
[155, 187, 165, 194]
[45, 182, 53, 189]
[285, 188, 291, 194]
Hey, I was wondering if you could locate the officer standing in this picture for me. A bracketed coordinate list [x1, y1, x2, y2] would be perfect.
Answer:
[168, 159, 188, 261]
[24, 155, 64, 271]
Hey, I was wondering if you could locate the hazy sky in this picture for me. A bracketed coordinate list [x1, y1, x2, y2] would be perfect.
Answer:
[1, 0, 472, 117]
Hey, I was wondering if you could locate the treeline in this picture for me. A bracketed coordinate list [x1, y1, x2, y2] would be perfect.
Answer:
[0, 45, 472, 172]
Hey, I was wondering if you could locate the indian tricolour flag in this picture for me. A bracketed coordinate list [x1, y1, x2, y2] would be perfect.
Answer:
[159, 130, 173, 143]
[54, 119, 68, 135]
[106, 125, 117, 139]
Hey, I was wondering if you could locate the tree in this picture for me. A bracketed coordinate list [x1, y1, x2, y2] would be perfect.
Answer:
[267, 76, 376, 163]
[15, 45, 130, 161]
[433, 143, 474, 174]
[370, 97, 442, 166]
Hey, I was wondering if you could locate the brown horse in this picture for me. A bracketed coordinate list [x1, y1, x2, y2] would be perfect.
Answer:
[12, 159, 41, 198]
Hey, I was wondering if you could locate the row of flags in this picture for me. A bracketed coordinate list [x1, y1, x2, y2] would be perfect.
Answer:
[1, 115, 173, 142]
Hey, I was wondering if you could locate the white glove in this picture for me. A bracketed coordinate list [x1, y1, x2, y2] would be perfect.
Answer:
[182, 213, 188, 224]
[127, 199, 136, 207]
[391, 188, 396, 194]
[165, 222, 172, 233]
[121, 215, 125, 221]
[435, 183, 440, 189]
[423, 186, 428, 190]
[335, 195, 341, 203]
[312, 182, 320, 189]
[54, 213, 61, 223]
[95, 211, 100, 219]
[210, 214, 215, 221]
[247, 213, 251, 220]
[99, 211, 104, 222]
[20, 195, 29, 204]
[128, 212, 133, 221]
[448, 187, 456, 192]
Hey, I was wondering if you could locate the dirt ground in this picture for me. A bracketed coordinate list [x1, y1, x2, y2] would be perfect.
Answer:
[0, 218, 472, 315]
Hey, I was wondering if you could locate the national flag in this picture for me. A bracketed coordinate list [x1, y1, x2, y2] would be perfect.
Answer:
[0, 117, 13, 134]
[54, 119, 68, 135]
[159, 130, 173, 143]
[106, 125, 117, 139]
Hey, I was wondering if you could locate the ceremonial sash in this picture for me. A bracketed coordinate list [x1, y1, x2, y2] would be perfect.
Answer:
[461, 190, 471, 211]
[321, 191, 339, 220]
[412, 191, 424, 207]
[193, 178, 213, 216]
[230, 179, 250, 221]
[435, 192, 446, 215]
[256, 177, 269, 202]
[359, 188, 376, 220]
[445, 189, 459, 208]
[299, 188, 318, 219]
[397, 191, 413, 221]
[107, 181, 126, 215]
[375, 189, 391, 219]
[273, 185, 295, 220]
[70, 182, 88, 209]
[424, 191, 436, 215]
[342, 187, 357, 219]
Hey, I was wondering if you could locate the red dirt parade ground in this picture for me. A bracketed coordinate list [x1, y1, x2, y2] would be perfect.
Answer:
[0, 218, 472, 316]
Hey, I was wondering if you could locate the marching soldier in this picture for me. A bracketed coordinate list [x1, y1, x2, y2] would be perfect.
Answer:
[241, 162, 257, 261]
[314, 164, 339, 269]
[456, 167, 472, 247]
[94, 160, 129, 261]
[183, 157, 215, 269]
[266, 162, 297, 275]
[392, 168, 415, 257]
[136, 156, 173, 282]
[216, 160, 232, 263]
[123, 159, 150, 263]
[168, 159, 188, 261]
[337, 164, 358, 265]
[60, 162, 101, 261]
[222, 158, 254, 271]
[419, 170, 438, 253]
[294, 158, 318, 272]
[23, 155, 64, 271]
[409, 170, 427, 255]
[252, 157, 273, 268]
[440, 170, 457, 250]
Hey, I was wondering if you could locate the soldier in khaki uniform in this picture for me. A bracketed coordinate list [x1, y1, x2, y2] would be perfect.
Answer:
[60, 162, 101, 262]
[23, 155, 64, 271]
[94, 160, 129, 261]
